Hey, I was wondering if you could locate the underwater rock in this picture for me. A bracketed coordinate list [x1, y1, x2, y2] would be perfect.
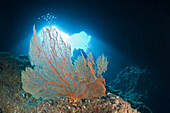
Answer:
[17, 54, 32, 70]
[0, 52, 31, 91]
[108, 65, 153, 112]
[0, 52, 21, 92]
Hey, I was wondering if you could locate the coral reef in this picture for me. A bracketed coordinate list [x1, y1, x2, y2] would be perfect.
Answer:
[0, 52, 140, 112]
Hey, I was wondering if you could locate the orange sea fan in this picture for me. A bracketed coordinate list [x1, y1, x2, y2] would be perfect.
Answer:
[21, 25, 109, 101]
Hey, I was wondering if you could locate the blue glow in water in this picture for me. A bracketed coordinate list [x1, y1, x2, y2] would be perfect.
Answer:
[38, 25, 91, 53]
[69, 31, 91, 52]
[37, 13, 91, 52]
